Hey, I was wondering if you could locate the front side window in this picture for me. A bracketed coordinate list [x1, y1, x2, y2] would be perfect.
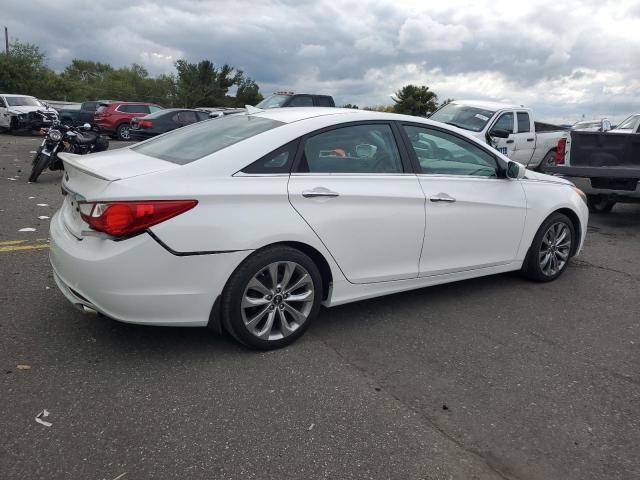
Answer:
[316, 97, 332, 107]
[492, 112, 514, 134]
[298, 124, 403, 174]
[403, 125, 498, 177]
[517, 112, 531, 133]
[132, 114, 283, 165]
[256, 95, 291, 109]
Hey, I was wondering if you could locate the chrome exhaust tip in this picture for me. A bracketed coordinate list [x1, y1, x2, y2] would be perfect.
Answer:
[75, 303, 98, 315]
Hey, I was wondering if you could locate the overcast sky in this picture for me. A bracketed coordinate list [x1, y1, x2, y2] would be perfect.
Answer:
[4, 0, 640, 122]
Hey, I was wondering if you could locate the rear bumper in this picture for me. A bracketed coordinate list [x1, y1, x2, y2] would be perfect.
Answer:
[49, 210, 252, 326]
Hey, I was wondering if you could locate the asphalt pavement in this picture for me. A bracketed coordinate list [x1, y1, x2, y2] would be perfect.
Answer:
[1, 134, 638, 480]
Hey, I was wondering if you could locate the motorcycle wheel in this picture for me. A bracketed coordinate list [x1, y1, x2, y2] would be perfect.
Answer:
[28, 154, 50, 183]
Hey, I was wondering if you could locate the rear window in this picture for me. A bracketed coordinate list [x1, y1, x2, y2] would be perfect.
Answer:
[132, 115, 284, 165]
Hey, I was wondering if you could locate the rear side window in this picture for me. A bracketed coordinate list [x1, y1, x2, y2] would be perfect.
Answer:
[288, 96, 313, 107]
[132, 115, 284, 165]
[118, 104, 150, 114]
[298, 124, 403, 174]
[242, 141, 297, 174]
[177, 111, 198, 124]
[316, 97, 333, 107]
[517, 112, 531, 133]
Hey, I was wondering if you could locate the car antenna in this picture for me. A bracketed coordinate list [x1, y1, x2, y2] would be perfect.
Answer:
[245, 105, 264, 115]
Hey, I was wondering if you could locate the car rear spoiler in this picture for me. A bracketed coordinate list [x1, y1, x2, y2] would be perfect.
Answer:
[58, 152, 118, 181]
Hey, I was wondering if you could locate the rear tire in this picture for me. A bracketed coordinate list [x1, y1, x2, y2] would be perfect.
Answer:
[521, 212, 575, 282]
[221, 246, 322, 349]
[116, 123, 131, 141]
[587, 195, 615, 213]
[28, 154, 50, 183]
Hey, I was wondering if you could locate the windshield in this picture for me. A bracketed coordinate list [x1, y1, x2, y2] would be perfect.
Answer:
[5, 96, 43, 107]
[615, 115, 640, 130]
[256, 95, 291, 109]
[132, 114, 284, 164]
[430, 104, 496, 132]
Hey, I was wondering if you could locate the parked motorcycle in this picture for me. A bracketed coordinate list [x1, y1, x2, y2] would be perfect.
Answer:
[28, 121, 109, 183]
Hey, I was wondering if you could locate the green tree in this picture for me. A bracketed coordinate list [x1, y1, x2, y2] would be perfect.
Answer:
[392, 85, 438, 117]
[0, 41, 54, 97]
[234, 76, 263, 106]
[341, 104, 359, 109]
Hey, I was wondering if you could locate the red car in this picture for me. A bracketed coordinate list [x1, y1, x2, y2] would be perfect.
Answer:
[94, 102, 163, 140]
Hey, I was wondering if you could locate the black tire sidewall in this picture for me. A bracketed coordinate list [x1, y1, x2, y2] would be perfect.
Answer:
[587, 195, 615, 213]
[524, 212, 575, 282]
[221, 246, 323, 349]
[28, 154, 50, 182]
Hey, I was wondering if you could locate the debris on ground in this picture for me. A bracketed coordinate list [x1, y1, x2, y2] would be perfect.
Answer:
[16, 365, 31, 370]
[35, 409, 52, 427]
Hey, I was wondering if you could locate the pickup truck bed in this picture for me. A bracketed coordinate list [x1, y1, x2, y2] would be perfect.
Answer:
[545, 130, 640, 211]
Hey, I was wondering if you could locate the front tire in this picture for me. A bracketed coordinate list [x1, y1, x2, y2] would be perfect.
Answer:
[587, 195, 615, 213]
[221, 246, 322, 349]
[28, 154, 50, 183]
[116, 123, 131, 141]
[521, 212, 575, 282]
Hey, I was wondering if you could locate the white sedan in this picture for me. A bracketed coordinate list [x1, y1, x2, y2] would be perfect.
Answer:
[50, 108, 589, 349]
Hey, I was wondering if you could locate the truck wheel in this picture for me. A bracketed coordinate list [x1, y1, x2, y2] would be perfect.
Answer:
[587, 195, 615, 213]
[116, 123, 131, 141]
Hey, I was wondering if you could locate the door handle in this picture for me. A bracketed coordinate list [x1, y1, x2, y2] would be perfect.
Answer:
[430, 193, 456, 203]
[506, 139, 515, 144]
[302, 188, 340, 198]
[526, 138, 534, 142]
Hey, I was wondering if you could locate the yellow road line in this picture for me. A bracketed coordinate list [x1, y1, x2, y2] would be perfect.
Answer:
[0, 243, 49, 253]
[0, 240, 28, 246]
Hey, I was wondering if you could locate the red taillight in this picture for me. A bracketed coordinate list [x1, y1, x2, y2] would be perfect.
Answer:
[556, 138, 566, 165]
[139, 120, 153, 128]
[80, 200, 197, 237]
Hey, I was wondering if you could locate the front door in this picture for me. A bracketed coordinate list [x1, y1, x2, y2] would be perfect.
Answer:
[488, 110, 516, 157]
[288, 123, 426, 283]
[400, 123, 527, 276]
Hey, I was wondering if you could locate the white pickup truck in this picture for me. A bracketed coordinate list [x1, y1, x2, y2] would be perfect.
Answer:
[430, 100, 568, 170]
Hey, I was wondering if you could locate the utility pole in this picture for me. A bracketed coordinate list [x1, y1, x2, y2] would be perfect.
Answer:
[4, 26, 8, 56]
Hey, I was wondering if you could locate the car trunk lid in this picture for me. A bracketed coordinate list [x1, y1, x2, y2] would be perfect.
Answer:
[59, 149, 179, 237]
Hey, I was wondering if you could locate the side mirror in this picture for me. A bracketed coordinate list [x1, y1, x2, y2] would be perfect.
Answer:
[82, 123, 91, 131]
[601, 119, 611, 132]
[506, 160, 526, 179]
[489, 128, 511, 139]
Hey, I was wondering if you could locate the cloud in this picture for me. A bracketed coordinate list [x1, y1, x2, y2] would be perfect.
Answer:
[3, 0, 640, 122]
[398, 15, 471, 52]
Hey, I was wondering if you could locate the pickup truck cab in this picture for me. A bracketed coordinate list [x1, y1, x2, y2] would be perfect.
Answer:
[256, 92, 335, 109]
[430, 100, 567, 170]
[0, 94, 59, 133]
[59, 100, 111, 127]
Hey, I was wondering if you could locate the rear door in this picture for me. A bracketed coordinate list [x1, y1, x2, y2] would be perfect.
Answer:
[512, 111, 536, 165]
[288, 122, 426, 283]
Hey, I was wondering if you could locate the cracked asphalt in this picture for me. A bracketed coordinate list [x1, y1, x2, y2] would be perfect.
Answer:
[1, 134, 639, 480]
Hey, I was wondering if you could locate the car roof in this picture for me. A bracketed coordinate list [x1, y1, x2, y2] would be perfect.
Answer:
[254, 107, 363, 123]
[110, 101, 160, 106]
[1, 93, 36, 97]
[450, 100, 525, 111]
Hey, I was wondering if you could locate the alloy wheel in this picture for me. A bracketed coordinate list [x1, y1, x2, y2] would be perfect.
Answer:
[241, 261, 315, 341]
[538, 222, 572, 276]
